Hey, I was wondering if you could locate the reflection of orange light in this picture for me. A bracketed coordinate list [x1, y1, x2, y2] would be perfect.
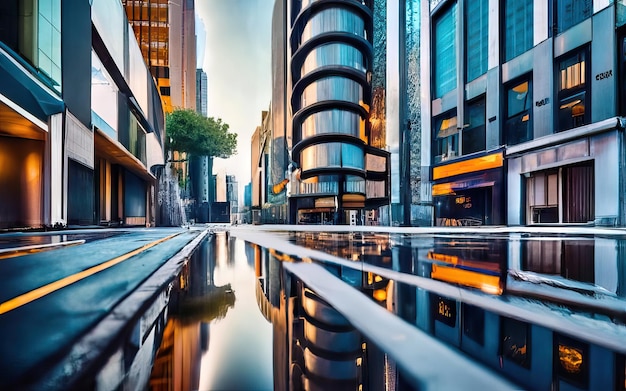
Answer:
[269, 248, 294, 263]
[272, 179, 289, 194]
[428, 251, 501, 273]
[559, 345, 583, 373]
[433, 152, 503, 180]
[432, 183, 455, 196]
[428, 251, 459, 265]
[254, 245, 261, 277]
[373, 288, 387, 302]
[431, 264, 502, 295]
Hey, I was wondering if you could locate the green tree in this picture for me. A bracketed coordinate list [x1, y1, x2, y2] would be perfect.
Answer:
[165, 109, 237, 159]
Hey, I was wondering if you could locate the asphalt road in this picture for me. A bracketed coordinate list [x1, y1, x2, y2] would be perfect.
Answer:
[0, 227, 207, 390]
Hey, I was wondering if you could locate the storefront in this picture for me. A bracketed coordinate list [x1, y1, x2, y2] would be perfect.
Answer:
[506, 119, 624, 226]
[431, 151, 505, 226]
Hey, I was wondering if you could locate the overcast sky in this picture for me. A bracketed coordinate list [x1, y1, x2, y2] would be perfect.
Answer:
[195, 0, 274, 189]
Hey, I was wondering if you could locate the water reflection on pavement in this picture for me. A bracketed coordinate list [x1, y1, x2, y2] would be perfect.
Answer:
[150, 231, 273, 391]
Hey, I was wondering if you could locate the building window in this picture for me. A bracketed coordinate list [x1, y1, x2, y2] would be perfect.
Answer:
[463, 97, 486, 155]
[554, 334, 589, 388]
[300, 142, 364, 172]
[432, 294, 456, 327]
[462, 303, 485, 345]
[466, 0, 488, 82]
[433, 3, 457, 98]
[500, 317, 530, 368]
[504, 0, 533, 62]
[301, 8, 365, 44]
[526, 162, 594, 224]
[505, 77, 532, 145]
[433, 110, 458, 163]
[555, 0, 593, 34]
[557, 47, 590, 132]
[617, 354, 626, 391]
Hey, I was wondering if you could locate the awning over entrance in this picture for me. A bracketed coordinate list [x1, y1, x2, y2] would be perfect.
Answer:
[94, 128, 156, 182]
[0, 44, 64, 123]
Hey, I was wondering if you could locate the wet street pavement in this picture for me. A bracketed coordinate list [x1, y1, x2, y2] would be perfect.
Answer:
[2, 225, 626, 390]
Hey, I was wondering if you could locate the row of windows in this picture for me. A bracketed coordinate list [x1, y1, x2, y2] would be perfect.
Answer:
[433, 44, 591, 163]
[433, 0, 594, 98]
[433, 298, 625, 389]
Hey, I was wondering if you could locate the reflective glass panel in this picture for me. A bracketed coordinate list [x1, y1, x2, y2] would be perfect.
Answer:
[301, 110, 361, 138]
[37, 0, 62, 91]
[466, 0, 488, 82]
[301, 143, 342, 171]
[301, 77, 363, 108]
[434, 3, 457, 98]
[301, 43, 365, 77]
[505, 78, 532, 145]
[92, 51, 119, 136]
[556, 0, 592, 33]
[301, 8, 365, 44]
[342, 143, 364, 169]
[300, 142, 364, 171]
[504, 0, 533, 62]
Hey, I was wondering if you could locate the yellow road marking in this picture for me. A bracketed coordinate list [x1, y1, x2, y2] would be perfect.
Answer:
[0, 232, 182, 315]
[0, 240, 86, 260]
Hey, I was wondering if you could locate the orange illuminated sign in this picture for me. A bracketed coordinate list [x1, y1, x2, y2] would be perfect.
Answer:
[431, 264, 503, 295]
[433, 152, 503, 180]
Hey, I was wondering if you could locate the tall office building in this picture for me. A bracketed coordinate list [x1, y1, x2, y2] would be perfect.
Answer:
[123, 0, 172, 113]
[169, 0, 197, 111]
[0, 0, 166, 229]
[423, 0, 626, 227]
[274, 0, 390, 225]
[196, 69, 208, 117]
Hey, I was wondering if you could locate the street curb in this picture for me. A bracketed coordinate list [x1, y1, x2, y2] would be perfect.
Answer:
[26, 228, 211, 391]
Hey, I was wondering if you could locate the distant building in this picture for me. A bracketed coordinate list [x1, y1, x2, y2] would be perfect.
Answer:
[196, 69, 208, 117]
[190, 68, 211, 222]
[226, 175, 239, 223]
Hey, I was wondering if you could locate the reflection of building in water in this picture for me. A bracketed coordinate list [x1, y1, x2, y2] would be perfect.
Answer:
[256, 232, 626, 390]
[149, 318, 202, 391]
[250, 241, 399, 390]
[149, 234, 235, 390]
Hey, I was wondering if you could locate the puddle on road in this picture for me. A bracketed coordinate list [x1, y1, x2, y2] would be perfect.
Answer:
[98, 229, 626, 391]
[147, 231, 273, 391]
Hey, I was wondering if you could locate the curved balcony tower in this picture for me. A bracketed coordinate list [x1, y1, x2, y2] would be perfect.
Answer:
[289, 0, 386, 224]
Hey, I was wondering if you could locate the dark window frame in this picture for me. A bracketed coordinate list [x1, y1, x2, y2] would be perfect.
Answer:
[500, 317, 531, 369]
[504, 75, 533, 145]
[432, 109, 459, 164]
[556, 45, 591, 132]
[462, 95, 486, 155]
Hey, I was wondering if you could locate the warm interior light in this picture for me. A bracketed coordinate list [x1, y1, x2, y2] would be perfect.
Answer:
[558, 345, 583, 373]
[512, 81, 528, 94]
[559, 99, 581, 110]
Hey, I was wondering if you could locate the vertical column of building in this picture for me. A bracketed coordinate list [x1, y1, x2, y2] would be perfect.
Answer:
[288, 0, 374, 224]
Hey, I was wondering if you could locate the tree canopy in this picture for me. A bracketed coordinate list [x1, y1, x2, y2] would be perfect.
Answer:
[165, 109, 237, 159]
